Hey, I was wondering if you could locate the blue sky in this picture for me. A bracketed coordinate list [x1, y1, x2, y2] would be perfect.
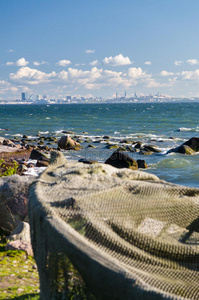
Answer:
[1, 0, 199, 100]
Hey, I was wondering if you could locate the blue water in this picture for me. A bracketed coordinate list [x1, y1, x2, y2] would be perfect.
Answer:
[0, 102, 199, 188]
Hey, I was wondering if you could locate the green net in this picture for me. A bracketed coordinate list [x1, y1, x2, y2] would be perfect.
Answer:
[28, 151, 199, 299]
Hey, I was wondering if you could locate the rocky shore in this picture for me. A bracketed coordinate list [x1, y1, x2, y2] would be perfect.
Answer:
[0, 134, 199, 252]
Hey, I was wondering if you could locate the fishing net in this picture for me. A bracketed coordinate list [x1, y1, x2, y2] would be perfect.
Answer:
[28, 151, 199, 300]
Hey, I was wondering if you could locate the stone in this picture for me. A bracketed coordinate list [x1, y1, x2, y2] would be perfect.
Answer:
[183, 137, 199, 152]
[137, 159, 148, 169]
[0, 175, 33, 235]
[143, 145, 162, 153]
[7, 221, 31, 243]
[29, 149, 50, 161]
[3, 139, 16, 147]
[78, 158, 98, 164]
[36, 160, 49, 167]
[105, 150, 138, 170]
[168, 137, 199, 154]
[5, 240, 33, 256]
[134, 142, 142, 149]
[58, 135, 81, 150]
[0, 137, 5, 144]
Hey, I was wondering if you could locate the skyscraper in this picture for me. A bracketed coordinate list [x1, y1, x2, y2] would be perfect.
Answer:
[21, 92, 26, 101]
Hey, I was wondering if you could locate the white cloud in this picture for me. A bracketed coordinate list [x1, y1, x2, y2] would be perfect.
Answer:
[10, 67, 57, 84]
[0, 86, 18, 94]
[56, 59, 71, 66]
[90, 60, 99, 66]
[6, 61, 14, 66]
[145, 61, 151, 65]
[174, 60, 183, 66]
[33, 61, 48, 66]
[16, 58, 29, 67]
[160, 70, 174, 76]
[7, 49, 14, 53]
[128, 67, 149, 78]
[186, 59, 199, 65]
[181, 69, 199, 80]
[5, 57, 29, 67]
[85, 49, 95, 54]
[103, 54, 133, 66]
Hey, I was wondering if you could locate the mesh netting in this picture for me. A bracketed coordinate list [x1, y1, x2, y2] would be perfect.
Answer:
[28, 151, 199, 300]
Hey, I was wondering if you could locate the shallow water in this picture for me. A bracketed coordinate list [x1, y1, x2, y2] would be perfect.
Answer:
[0, 102, 199, 188]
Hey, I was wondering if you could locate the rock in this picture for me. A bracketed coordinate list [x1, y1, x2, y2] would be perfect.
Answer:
[7, 221, 31, 243]
[143, 145, 162, 153]
[183, 137, 199, 152]
[87, 144, 96, 148]
[61, 130, 75, 134]
[78, 158, 98, 164]
[168, 137, 199, 154]
[3, 139, 16, 147]
[103, 136, 110, 140]
[105, 144, 119, 150]
[134, 142, 142, 149]
[5, 240, 33, 256]
[17, 164, 28, 173]
[137, 159, 147, 169]
[58, 135, 81, 150]
[0, 175, 33, 235]
[0, 137, 5, 144]
[105, 150, 138, 170]
[23, 135, 28, 139]
[139, 150, 153, 155]
[29, 149, 50, 161]
[36, 160, 49, 167]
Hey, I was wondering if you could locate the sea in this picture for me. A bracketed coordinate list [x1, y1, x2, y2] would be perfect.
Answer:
[0, 102, 199, 188]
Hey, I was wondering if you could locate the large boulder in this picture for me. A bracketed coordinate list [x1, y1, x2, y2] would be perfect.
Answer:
[0, 175, 33, 235]
[168, 137, 199, 154]
[58, 135, 81, 150]
[105, 150, 138, 170]
[183, 137, 199, 152]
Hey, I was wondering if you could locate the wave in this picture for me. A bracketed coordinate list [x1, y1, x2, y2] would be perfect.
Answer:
[178, 127, 199, 132]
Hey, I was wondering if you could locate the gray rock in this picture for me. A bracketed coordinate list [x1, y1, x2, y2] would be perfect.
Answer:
[7, 221, 31, 243]
[58, 135, 81, 150]
[0, 175, 33, 235]
[5, 240, 33, 256]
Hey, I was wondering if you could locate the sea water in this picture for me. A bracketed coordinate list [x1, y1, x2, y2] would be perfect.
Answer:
[0, 102, 199, 188]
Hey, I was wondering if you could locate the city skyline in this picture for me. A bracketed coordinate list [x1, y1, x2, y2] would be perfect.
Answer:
[1, 0, 199, 100]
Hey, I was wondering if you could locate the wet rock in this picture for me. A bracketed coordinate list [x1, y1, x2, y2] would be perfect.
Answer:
[168, 137, 199, 154]
[29, 149, 50, 161]
[105, 150, 138, 170]
[183, 137, 199, 152]
[143, 145, 162, 153]
[134, 142, 143, 149]
[105, 144, 119, 150]
[137, 159, 148, 169]
[139, 150, 153, 155]
[58, 135, 81, 150]
[36, 160, 49, 167]
[87, 144, 96, 148]
[3, 139, 16, 147]
[78, 158, 98, 164]
[103, 136, 110, 140]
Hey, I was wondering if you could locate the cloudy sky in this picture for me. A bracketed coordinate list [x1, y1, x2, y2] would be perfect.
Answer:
[1, 0, 199, 100]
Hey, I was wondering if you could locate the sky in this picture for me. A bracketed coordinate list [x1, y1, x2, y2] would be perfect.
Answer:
[1, 0, 199, 100]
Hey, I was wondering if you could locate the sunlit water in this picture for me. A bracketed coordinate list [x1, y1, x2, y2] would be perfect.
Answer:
[0, 102, 199, 188]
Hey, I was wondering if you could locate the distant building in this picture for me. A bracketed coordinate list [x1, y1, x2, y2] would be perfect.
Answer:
[66, 96, 71, 101]
[21, 92, 26, 101]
